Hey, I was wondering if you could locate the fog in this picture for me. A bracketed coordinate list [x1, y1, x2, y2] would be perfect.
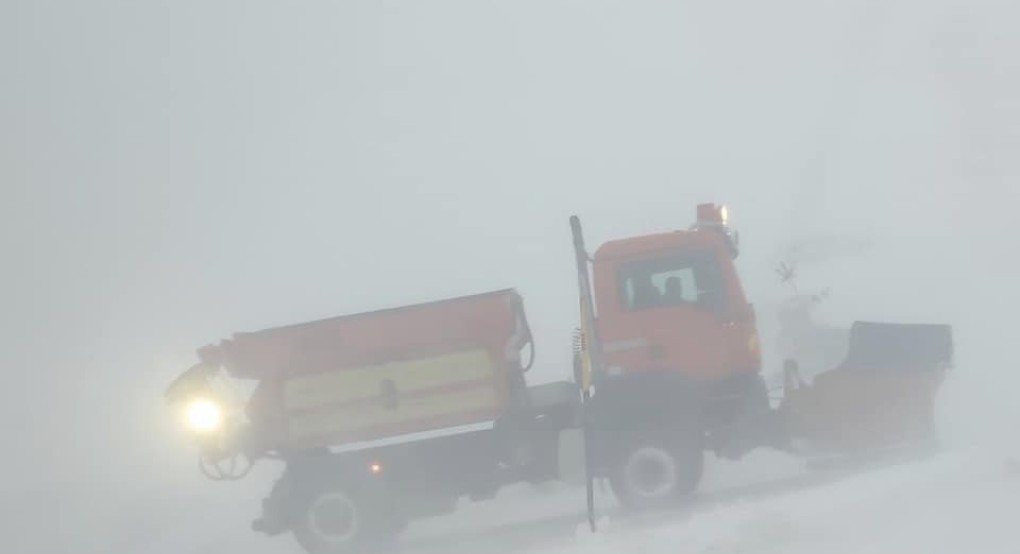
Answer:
[2, 0, 1018, 552]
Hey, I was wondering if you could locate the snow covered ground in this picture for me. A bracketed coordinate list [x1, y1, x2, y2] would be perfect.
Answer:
[124, 446, 1018, 554]
[417, 449, 1020, 554]
[558, 450, 1016, 554]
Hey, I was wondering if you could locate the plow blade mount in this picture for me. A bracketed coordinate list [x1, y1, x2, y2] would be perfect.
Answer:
[781, 321, 953, 453]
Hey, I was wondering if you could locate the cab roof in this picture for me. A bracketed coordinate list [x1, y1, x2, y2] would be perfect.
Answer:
[594, 228, 726, 261]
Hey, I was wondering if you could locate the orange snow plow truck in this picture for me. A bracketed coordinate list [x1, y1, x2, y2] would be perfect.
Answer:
[165, 203, 952, 554]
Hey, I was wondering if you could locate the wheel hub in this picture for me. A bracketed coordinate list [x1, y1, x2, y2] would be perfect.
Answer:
[307, 492, 359, 544]
[624, 447, 678, 499]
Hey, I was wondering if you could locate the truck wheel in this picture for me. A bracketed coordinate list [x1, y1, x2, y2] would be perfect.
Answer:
[291, 484, 402, 554]
[609, 443, 703, 510]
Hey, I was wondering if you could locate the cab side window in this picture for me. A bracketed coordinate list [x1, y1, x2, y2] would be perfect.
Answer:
[619, 252, 726, 313]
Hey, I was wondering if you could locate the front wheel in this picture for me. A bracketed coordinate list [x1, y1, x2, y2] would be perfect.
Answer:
[291, 484, 404, 554]
[609, 442, 703, 510]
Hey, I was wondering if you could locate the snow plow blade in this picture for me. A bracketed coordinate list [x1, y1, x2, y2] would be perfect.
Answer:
[781, 321, 953, 453]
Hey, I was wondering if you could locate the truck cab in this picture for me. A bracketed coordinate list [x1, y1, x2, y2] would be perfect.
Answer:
[574, 205, 776, 510]
[591, 204, 760, 382]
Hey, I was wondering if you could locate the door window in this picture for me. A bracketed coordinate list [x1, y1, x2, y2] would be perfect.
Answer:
[618, 251, 725, 312]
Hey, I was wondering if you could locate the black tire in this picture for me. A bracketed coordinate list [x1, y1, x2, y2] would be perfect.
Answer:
[608, 441, 703, 511]
[291, 482, 403, 554]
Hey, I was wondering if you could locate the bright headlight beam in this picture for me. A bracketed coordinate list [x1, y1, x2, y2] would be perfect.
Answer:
[185, 398, 223, 434]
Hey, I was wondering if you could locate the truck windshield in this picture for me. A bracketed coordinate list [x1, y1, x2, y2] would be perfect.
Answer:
[617, 251, 725, 312]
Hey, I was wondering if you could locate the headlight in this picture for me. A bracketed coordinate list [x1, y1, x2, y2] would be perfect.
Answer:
[184, 398, 224, 434]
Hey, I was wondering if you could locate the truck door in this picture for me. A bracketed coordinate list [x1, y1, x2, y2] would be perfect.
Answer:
[597, 251, 732, 379]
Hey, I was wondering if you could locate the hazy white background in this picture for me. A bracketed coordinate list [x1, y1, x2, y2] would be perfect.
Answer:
[2, 0, 1018, 552]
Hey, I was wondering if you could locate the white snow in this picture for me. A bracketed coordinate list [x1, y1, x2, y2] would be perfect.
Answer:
[124, 447, 1020, 554]
[525, 450, 1018, 554]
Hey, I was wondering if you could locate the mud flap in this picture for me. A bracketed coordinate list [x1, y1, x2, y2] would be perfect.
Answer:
[781, 321, 952, 454]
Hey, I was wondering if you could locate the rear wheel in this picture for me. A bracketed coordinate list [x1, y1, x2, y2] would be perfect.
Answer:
[291, 483, 403, 554]
[609, 442, 703, 510]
